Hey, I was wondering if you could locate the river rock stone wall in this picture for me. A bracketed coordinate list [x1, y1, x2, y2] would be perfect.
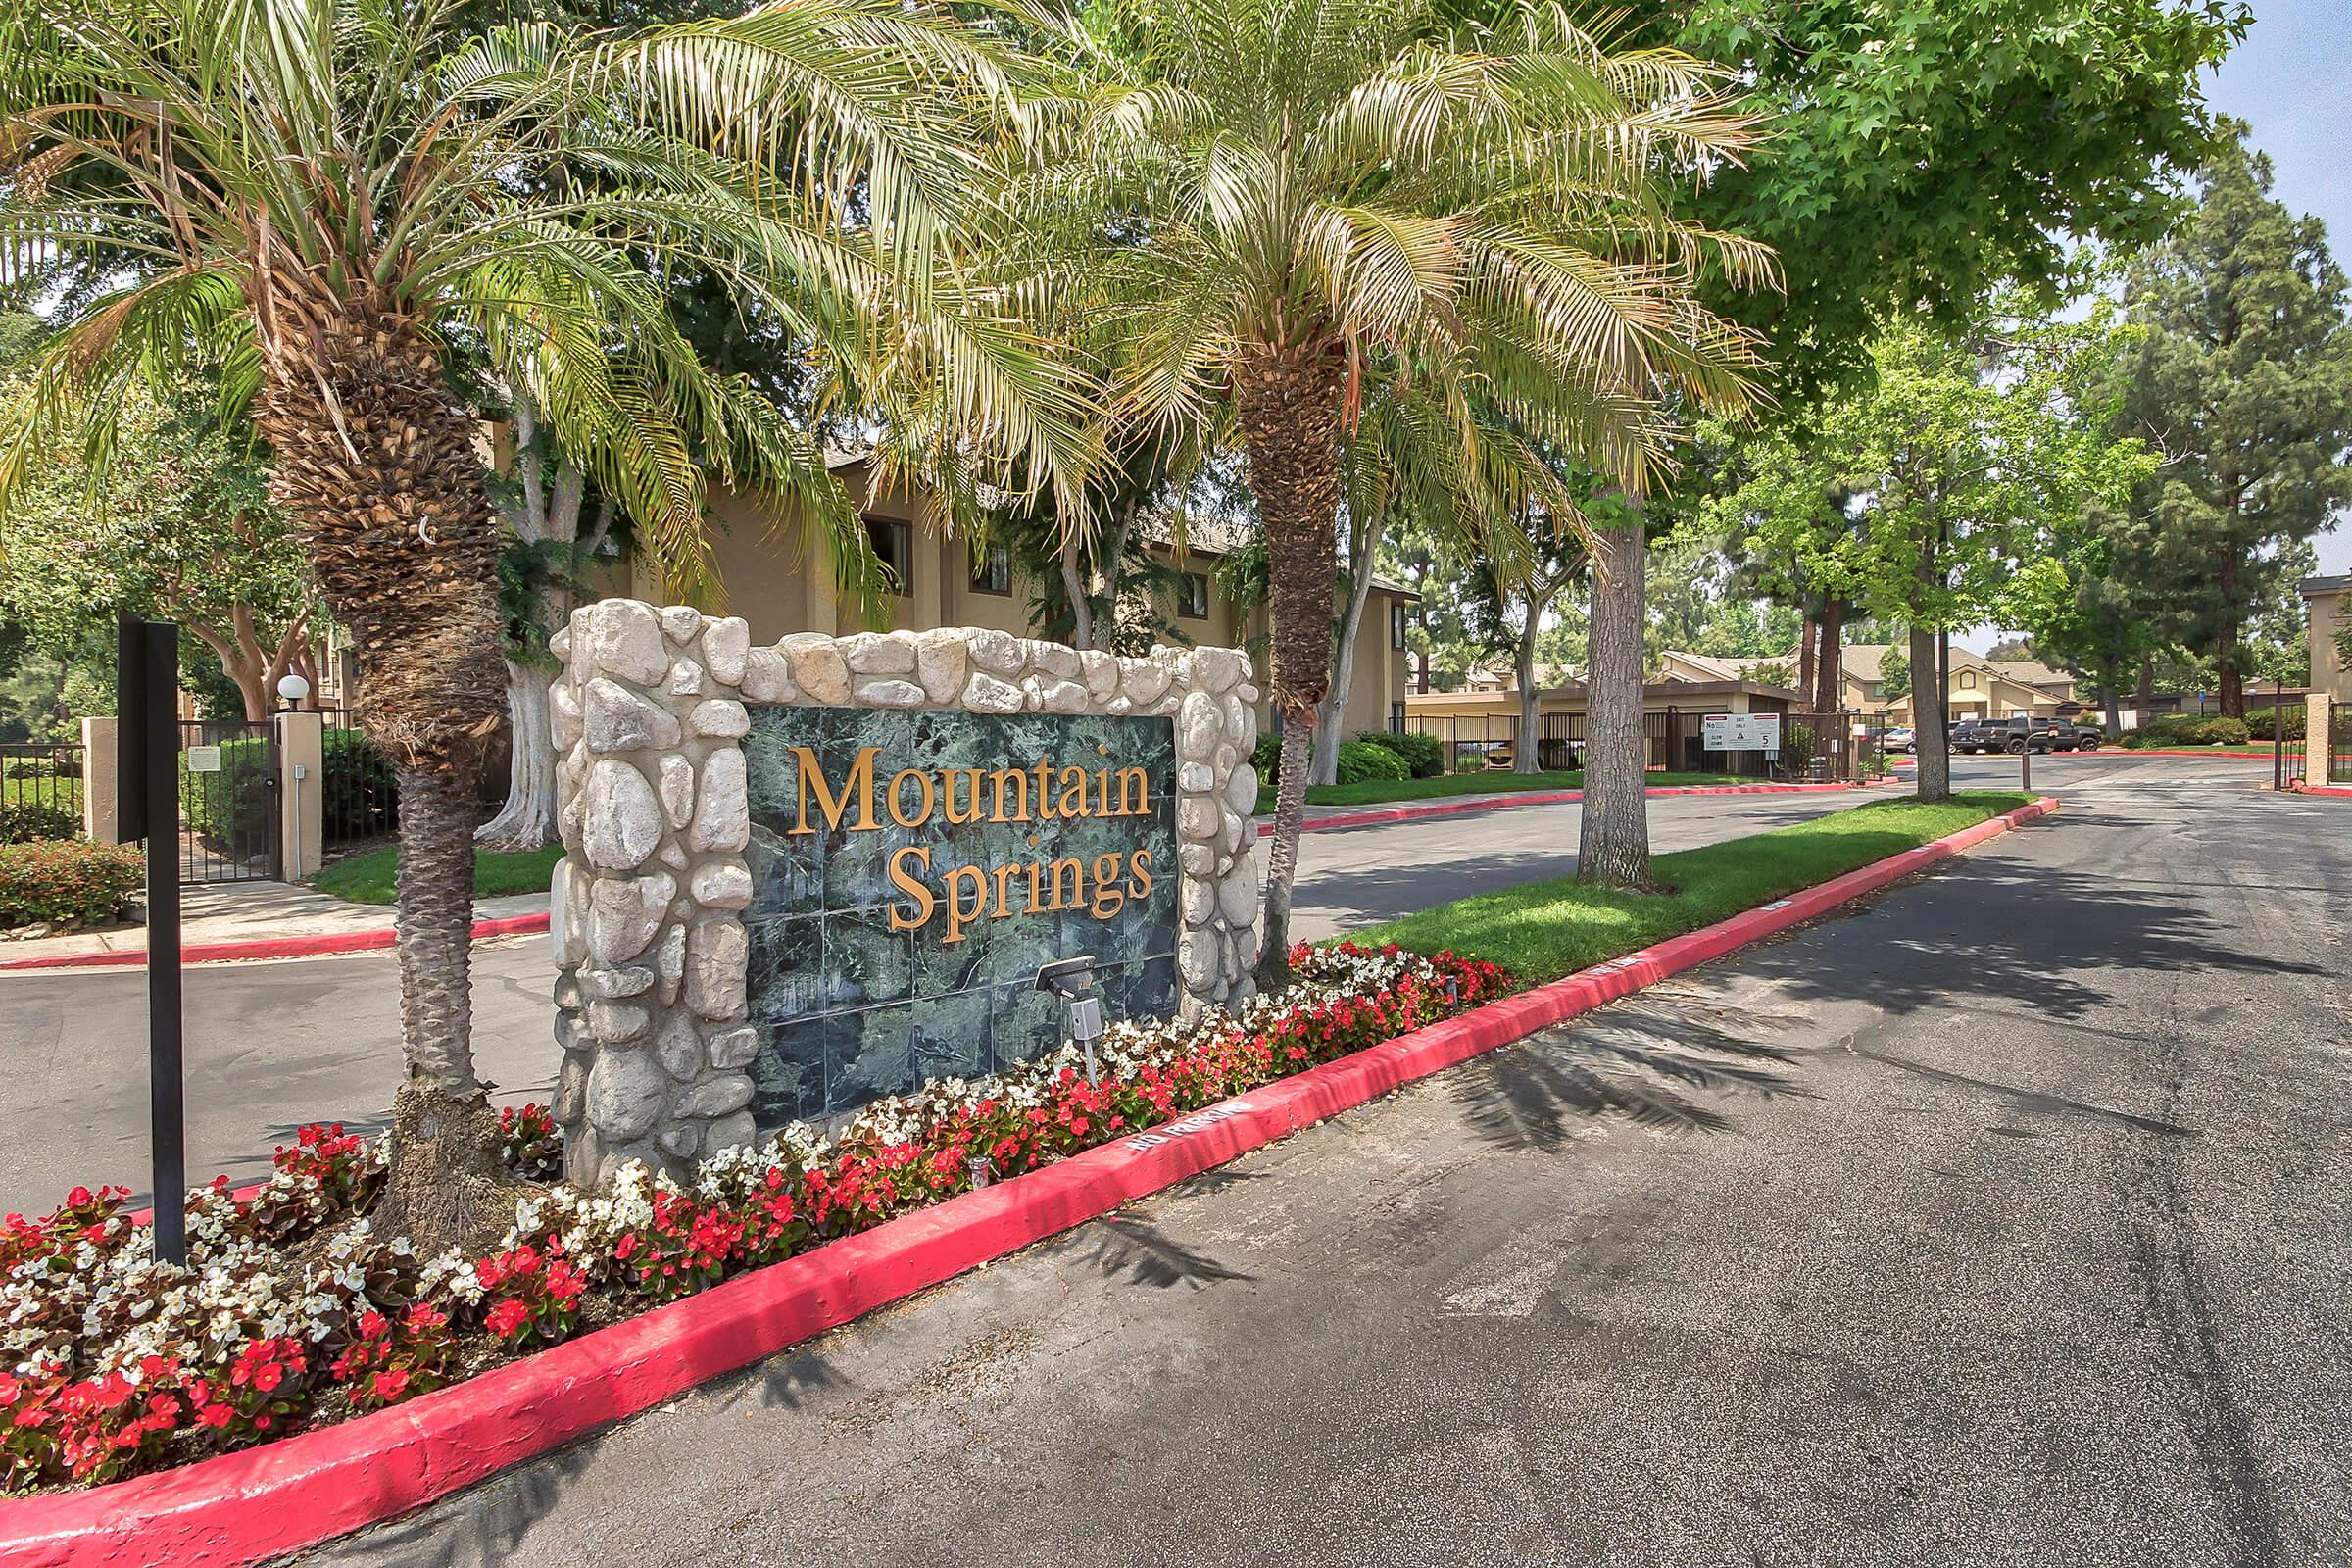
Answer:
[547, 600, 1261, 1185]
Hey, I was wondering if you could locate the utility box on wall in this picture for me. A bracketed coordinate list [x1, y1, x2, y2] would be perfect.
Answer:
[546, 601, 1262, 1186]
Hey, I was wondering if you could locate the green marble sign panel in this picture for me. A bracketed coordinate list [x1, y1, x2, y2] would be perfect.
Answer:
[741, 704, 1178, 1126]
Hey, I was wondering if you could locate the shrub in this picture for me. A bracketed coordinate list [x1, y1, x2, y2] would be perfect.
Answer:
[1356, 728, 1445, 778]
[2244, 707, 2304, 741]
[0, 839, 143, 927]
[0, 800, 80, 844]
[2138, 714, 2250, 747]
[1334, 739, 1410, 785]
[1250, 731, 1282, 779]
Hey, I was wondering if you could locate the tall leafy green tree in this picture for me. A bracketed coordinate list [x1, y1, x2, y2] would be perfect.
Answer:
[1715, 305, 2153, 800]
[1025, 0, 1773, 954]
[0, 0, 1088, 1234]
[2115, 122, 2352, 716]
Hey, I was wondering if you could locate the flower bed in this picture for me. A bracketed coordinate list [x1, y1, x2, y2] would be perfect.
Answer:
[0, 943, 1505, 1495]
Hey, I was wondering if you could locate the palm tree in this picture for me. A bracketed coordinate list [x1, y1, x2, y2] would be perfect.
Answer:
[0, 0, 1088, 1246]
[1018, 0, 1775, 986]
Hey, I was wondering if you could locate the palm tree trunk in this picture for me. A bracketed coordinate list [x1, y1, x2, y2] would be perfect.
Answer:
[1580, 514, 1653, 890]
[255, 298, 516, 1248]
[1232, 351, 1344, 993]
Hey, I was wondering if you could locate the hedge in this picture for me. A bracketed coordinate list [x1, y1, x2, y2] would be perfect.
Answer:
[0, 838, 143, 926]
[1334, 739, 1410, 785]
[2127, 714, 2251, 748]
[0, 800, 80, 845]
[2244, 707, 2305, 741]
[1355, 728, 1446, 778]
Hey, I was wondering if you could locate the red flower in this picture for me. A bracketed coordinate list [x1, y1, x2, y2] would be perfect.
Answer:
[197, 1403, 233, 1429]
[370, 1370, 410, 1403]
[484, 1299, 530, 1340]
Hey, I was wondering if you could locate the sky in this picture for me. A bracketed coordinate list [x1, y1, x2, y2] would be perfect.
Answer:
[2210, 0, 2352, 574]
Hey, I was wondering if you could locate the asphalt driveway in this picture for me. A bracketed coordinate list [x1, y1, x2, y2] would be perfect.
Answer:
[307, 755, 2346, 1566]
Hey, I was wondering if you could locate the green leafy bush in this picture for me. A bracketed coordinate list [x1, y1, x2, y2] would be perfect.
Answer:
[2136, 714, 2251, 747]
[0, 839, 143, 927]
[1355, 728, 1445, 778]
[2243, 707, 2305, 741]
[1334, 739, 1410, 785]
[0, 800, 80, 844]
[1250, 731, 1282, 779]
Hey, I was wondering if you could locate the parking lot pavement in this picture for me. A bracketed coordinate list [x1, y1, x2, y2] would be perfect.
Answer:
[311, 754, 2349, 1567]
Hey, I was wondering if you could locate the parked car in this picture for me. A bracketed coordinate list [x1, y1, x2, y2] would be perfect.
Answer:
[1950, 715, 2065, 754]
[2043, 719, 2105, 752]
[1882, 725, 1916, 753]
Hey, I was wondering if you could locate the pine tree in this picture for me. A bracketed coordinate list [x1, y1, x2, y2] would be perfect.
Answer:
[2117, 122, 2352, 717]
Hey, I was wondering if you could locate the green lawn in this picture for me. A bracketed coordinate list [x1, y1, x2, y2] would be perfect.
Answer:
[1356, 792, 2032, 986]
[313, 843, 564, 905]
[1254, 768, 1748, 815]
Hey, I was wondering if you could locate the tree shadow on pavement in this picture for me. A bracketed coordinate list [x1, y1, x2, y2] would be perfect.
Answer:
[1066, 1213, 1257, 1290]
[1453, 992, 1814, 1154]
[1740, 859, 2321, 1021]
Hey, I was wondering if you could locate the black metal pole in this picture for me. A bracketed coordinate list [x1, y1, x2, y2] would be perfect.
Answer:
[2274, 674, 2285, 790]
[141, 623, 186, 1266]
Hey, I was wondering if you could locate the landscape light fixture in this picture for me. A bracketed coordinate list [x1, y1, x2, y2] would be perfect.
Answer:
[1036, 955, 1104, 1084]
[275, 671, 311, 710]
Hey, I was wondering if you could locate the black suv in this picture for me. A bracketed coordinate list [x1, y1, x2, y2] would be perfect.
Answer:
[1950, 715, 2065, 755]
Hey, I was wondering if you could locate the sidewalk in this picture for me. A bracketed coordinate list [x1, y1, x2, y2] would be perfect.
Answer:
[0, 882, 550, 969]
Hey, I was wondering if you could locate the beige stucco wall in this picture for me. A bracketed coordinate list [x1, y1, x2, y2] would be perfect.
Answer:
[600, 477, 1407, 741]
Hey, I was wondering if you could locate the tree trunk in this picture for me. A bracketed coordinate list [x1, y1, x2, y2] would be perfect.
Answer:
[1310, 509, 1380, 786]
[2216, 550, 2244, 717]
[1579, 515, 1654, 890]
[476, 659, 556, 853]
[377, 767, 514, 1251]
[1911, 621, 1950, 802]
[1513, 612, 1542, 774]
[2102, 682, 2122, 732]
[477, 403, 590, 853]
[2134, 658, 2154, 722]
[1232, 351, 1345, 993]
[1798, 614, 1818, 713]
[255, 295, 514, 1245]
[1815, 600, 1843, 716]
[1415, 647, 1429, 694]
[1058, 531, 1094, 651]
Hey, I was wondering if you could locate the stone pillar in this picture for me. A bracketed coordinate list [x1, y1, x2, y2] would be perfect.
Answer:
[548, 603, 1264, 1187]
[78, 716, 121, 845]
[276, 710, 325, 880]
[2309, 695, 2331, 785]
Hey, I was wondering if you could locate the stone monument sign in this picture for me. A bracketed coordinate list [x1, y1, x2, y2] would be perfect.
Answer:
[545, 601, 1261, 1185]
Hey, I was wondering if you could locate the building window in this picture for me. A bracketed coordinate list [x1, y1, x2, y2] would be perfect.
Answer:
[866, 518, 912, 598]
[1179, 571, 1210, 619]
[1391, 601, 1408, 650]
[1959, 670, 1976, 689]
[971, 545, 1012, 596]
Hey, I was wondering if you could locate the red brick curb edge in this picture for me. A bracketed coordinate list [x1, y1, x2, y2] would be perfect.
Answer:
[0, 783, 1881, 974]
[0, 794, 2058, 1567]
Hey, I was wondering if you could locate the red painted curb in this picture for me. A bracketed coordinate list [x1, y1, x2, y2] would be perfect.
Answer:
[3, 784, 1874, 974]
[0, 913, 551, 975]
[0, 794, 2058, 1568]
[2288, 780, 2352, 798]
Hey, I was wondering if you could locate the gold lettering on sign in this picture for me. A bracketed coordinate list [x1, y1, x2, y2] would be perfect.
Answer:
[792, 741, 1168, 942]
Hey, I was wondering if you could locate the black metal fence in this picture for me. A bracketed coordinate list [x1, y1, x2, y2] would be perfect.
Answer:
[178, 719, 280, 883]
[1397, 708, 1892, 784]
[0, 741, 85, 836]
[318, 708, 399, 849]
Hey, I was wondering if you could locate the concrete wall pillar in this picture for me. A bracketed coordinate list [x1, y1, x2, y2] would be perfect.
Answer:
[2309, 695, 2331, 785]
[78, 716, 121, 844]
[276, 710, 325, 880]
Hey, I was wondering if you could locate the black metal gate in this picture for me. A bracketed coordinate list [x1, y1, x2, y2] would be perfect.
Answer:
[178, 718, 282, 883]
